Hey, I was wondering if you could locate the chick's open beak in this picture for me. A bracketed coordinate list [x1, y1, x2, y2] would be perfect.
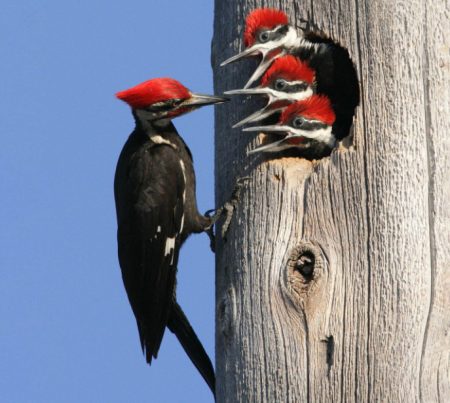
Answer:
[220, 46, 262, 66]
[224, 88, 283, 128]
[233, 105, 281, 128]
[221, 44, 284, 89]
[243, 55, 277, 89]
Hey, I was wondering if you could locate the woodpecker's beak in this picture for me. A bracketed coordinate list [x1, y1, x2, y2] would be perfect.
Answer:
[243, 125, 293, 135]
[183, 93, 229, 108]
[248, 137, 289, 154]
[243, 52, 283, 89]
[224, 88, 270, 96]
[234, 105, 283, 128]
[224, 88, 283, 128]
[221, 45, 286, 89]
[220, 46, 261, 66]
[244, 125, 295, 154]
[248, 135, 309, 154]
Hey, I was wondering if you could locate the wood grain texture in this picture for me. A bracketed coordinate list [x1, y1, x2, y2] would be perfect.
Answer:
[212, 0, 450, 402]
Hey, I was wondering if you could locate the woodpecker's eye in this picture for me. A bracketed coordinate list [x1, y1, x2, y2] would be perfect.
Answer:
[274, 79, 287, 91]
[149, 99, 183, 112]
[258, 31, 270, 43]
[170, 99, 183, 107]
[293, 117, 305, 128]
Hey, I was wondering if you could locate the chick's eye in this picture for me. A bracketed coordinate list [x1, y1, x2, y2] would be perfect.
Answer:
[293, 117, 305, 128]
[274, 79, 287, 91]
[258, 31, 270, 43]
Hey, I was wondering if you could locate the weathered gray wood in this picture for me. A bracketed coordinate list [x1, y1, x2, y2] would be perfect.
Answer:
[212, 1, 450, 402]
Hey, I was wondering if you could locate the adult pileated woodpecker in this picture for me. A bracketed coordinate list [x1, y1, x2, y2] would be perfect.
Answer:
[221, 8, 359, 140]
[243, 94, 336, 156]
[225, 55, 316, 128]
[114, 77, 227, 395]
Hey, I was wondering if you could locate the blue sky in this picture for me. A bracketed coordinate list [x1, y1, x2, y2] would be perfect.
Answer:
[0, 1, 217, 402]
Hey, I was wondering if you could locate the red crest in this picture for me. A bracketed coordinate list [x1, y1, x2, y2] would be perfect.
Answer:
[261, 55, 315, 86]
[116, 78, 190, 109]
[244, 8, 289, 47]
[280, 95, 336, 126]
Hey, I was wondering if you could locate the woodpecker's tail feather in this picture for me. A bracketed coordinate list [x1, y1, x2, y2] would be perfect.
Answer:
[167, 301, 216, 397]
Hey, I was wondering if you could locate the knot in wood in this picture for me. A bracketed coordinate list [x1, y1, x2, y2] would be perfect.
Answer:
[284, 241, 327, 308]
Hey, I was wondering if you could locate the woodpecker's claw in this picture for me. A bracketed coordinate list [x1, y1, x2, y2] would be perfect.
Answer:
[204, 209, 217, 253]
[219, 176, 250, 241]
[204, 177, 250, 251]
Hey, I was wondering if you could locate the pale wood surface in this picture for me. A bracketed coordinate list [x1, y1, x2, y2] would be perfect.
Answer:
[212, 0, 450, 401]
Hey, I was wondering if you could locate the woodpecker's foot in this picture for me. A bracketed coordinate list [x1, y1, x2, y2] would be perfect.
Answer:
[205, 177, 250, 250]
[218, 176, 250, 241]
[204, 209, 219, 253]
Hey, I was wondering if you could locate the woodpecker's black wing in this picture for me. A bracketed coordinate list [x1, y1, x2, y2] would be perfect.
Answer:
[115, 132, 185, 364]
[301, 31, 360, 139]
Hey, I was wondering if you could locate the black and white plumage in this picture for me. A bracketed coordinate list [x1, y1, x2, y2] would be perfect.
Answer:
[114, 78, 227, 394]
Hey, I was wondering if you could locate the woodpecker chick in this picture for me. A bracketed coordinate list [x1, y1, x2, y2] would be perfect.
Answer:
[114, 77, 227, 394]
[225, 55, 315, 127]
[243, 94, 336, 155]
[220, 8, 297, 89]
[221, 8, 359, 140]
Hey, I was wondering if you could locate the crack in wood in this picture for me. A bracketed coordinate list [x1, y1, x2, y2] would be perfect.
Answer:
[321, 335, 335, 378]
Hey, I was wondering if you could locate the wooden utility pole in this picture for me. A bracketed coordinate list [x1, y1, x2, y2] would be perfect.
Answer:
[212, 0, 450, 402]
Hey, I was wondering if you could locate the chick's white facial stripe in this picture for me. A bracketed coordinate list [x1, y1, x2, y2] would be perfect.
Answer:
[280, 26, 298, 49]
[288, 127, 334, 146]
[259, 26, 298, 49]
[265, 87, 313, 102]
[285, 80, 309, 86]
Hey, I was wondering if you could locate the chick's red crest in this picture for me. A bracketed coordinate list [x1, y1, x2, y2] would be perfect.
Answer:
[116, 78, 191, 109]
[280, 95, 336, 125]
[261, 55, 315, 86]
[244, 8, 289, 47]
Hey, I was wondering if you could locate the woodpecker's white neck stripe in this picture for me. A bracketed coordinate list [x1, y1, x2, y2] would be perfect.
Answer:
[164, 237, 175, 256]
[150, 135, 178, 149]
[179, 159, 187, 233]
